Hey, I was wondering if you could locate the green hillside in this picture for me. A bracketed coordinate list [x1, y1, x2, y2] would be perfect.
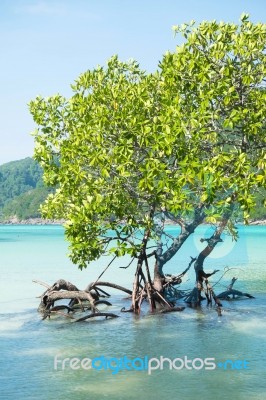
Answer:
[0, 157, 264, 222]
[0, 157, 52, 221]
[250, 190, 266, 221]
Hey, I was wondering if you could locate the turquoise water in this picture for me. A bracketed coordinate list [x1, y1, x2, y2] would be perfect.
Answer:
[0, 225, 265, 400]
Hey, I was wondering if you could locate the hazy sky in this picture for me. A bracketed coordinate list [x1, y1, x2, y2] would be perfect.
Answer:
[1, 0, 265, 164]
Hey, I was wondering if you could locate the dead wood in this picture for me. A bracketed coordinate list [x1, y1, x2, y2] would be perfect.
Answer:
[50, 305, 74, 313]
[74, 312, 119, 322]
[217, 277, 255, 300]
[94, 300, 112, 306]
[86, 281, 132, 295]
[121, 307, 134, 313]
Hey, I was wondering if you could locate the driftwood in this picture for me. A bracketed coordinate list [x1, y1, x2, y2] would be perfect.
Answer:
[94, 300, 112, 306]
[217, 277, 255, 300]
[36, 279, 97, 318]
[45, 290, 96, 307]
[74, 312, 119, 322]
[159, 306, 185, 314]
[50, 305, 74, 313]
[121, 307, 134, 313]
[35, 278, 131, 322]
[86, 281, 132, 295]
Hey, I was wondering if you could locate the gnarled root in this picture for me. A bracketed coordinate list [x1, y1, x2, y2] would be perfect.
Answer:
[159, 306, 185, 314]
[74, 312, 119, 322]
[217, 277, 255, 300]
[35, 279, 130, 322]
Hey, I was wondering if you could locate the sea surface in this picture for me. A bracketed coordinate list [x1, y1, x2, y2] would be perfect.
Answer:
[0, 225, 265, 400]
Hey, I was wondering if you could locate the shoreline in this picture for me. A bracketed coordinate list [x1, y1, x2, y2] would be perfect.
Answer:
[0, 217, 265, 226]
[249, 219, 266, 226]
[0, 217, 65, 225]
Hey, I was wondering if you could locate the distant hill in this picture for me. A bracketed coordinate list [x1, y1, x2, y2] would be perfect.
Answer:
[250, 190, 266, 221]
[0, 157, 264, 223]
[0, 157, 53, 221]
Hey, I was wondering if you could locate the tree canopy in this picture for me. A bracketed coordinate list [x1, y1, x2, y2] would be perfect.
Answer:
[30, 15, 266, 310]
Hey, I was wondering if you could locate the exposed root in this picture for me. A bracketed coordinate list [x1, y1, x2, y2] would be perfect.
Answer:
[35, 272, 254, 322]
[86, 281, 132, 296]
[50, 305, 74, 313]
[35, 279, 129, 322]
[94, 300, 112, 306]
[216, 307, 222, 316]
[159, 306, 185, 314]
[74, 312, 119, 322]
[217, 277, 255, 300]
[121, 307, 134, 313]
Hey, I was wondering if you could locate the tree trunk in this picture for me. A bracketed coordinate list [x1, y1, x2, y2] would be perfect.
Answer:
[153, 205, 206, 298]
[187, 206, 234, 306]
[131, 205, 155, 313]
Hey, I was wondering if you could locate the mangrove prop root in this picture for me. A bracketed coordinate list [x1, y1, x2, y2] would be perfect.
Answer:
[36, 279, 125, 321]
[94, 300, 112, 306]
[74, 312, 119, 322]
[211, 289, 223, 307]
[36, 279, 97, 313]
[44, 290, 96, 307]
[50, 305, 74, 313]
[93, 287, 111, 298]
[216, 307, 222, 316]
[159, 306, 185, 314]
[121, 307, 134, 313]
[217, 288, 255, 300]
[217, 277, 255, 300]
[43, 279, 79, 295]
[35, 273, 254, 322]
[86, 281, 132, 296]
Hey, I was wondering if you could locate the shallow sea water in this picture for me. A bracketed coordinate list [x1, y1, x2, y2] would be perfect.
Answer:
[0, 225, 265, 400]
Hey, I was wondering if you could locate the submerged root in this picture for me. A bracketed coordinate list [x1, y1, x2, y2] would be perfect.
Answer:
[34, 273, 254, 322]
[159, 306, 185, 314]
[35, 278, 130, 322]
[217, 288, 255, 300]
[217, 277, 255, 300]
[74, 312, 119, 322]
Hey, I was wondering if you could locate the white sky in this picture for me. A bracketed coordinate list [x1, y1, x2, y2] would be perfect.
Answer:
[0, 0, 265, 164]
